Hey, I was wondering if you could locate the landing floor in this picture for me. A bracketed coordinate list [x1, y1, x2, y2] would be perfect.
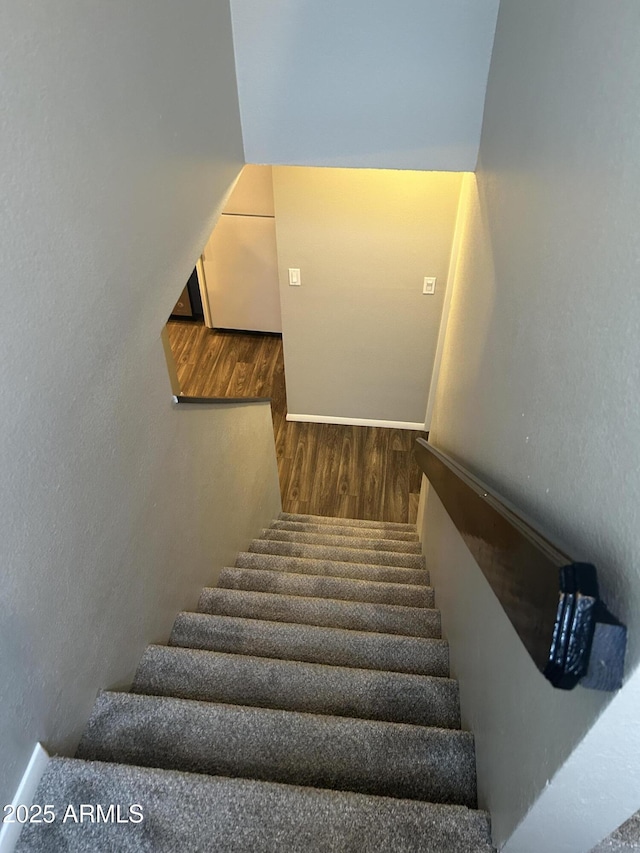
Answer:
[167, 321, 424, 523]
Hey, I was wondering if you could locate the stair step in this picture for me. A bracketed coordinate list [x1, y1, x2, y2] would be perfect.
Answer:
[218, 566, 434, 608]
[259, 528, 423, 554]
[279, 511, 417, 532]
[170, 613, 450, 677]
[133, 646, 459, 728]
[197, 588, 441, 638]
[77, 693, 477, 806]
[17, 758, 494, 853]
[269, 519, 419, 542]
[235, 551, 429, 585]
[249, 539, 426, 569]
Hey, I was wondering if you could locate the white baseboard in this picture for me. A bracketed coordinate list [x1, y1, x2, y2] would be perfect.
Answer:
[286, 413, 426, 430]
[0, 744, 49, 853]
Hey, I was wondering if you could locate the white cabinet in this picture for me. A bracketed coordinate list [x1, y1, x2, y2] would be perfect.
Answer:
[201, 165, 281, 333]
[203, 213, 281, 333]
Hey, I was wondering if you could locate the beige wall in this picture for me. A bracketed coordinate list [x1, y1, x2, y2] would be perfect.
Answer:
[272, 166, 463, 426]
[425, 0, 640, 848]
[223, 164, 275, 216]
[0, 0, 282, 814]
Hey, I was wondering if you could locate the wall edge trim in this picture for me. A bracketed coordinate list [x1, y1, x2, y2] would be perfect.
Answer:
[0, 744, 50, 853]
[286, 413, 425, 430]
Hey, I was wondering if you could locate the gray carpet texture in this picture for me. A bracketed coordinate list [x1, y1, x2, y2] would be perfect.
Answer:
[271, 519, 420, 541]
[258, 528, 424, 553]
[278, 511, 416, 531]
[77, 693, 477, 806]
[132, 645, 460, 728]
[248, 537, 427, 568]
[17, 759, 494, 852]
[197, 587, 441, 637]
[235, 549, 430, 584]
[16, 513, 493, 852]
[591, 811, 640, 852]
[169, 613, 451, 676]
[218, 565, 435, 608]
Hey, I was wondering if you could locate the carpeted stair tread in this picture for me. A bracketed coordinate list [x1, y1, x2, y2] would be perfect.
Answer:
[269, 519, 419, 542]
[132, 645, 459, 728]
[16, 758, 495, 853]
[76, 692, 477, 806]
[235, 551, 429, 585]
[249, 539, 426, 569]
[279, 511, 416, 532]
[22, 509, 487, 852]
[259, 528, 423, 554]
[170, 613, 450, 677]
[197, 588, 441, 638]
[218, 566, 434, 608]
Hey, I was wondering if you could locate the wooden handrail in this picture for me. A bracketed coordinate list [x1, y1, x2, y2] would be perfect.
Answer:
[415, 438, 626, 691]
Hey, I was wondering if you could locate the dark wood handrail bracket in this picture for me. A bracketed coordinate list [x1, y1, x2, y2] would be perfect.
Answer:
[414, 438, 626, 692]
[172, 394, 271, 405]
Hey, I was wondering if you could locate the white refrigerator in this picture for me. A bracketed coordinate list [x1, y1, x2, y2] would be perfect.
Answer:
[201, 165, 282, 333]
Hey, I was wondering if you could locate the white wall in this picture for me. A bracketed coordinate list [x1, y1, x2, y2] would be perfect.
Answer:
[272, 167, 463, 426]
[230, 0, 499, 171]
[0, 0, 282, 812]
[425, 1, 640, 848]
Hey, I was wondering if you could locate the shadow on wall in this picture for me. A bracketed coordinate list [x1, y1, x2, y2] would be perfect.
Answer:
[429, 173, 499, 451]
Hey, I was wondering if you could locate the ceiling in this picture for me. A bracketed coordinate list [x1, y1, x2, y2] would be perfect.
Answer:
[230, 0, 500, 172]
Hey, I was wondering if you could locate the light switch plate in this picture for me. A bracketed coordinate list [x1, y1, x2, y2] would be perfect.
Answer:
[288, 268, 301, 286]
[423, 276, 436, 295]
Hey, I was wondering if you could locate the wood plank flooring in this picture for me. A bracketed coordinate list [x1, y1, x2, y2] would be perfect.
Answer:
[167, 321, 425, 523]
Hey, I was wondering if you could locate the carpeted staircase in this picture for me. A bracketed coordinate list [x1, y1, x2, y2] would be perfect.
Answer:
[18, 512, 494, 852]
